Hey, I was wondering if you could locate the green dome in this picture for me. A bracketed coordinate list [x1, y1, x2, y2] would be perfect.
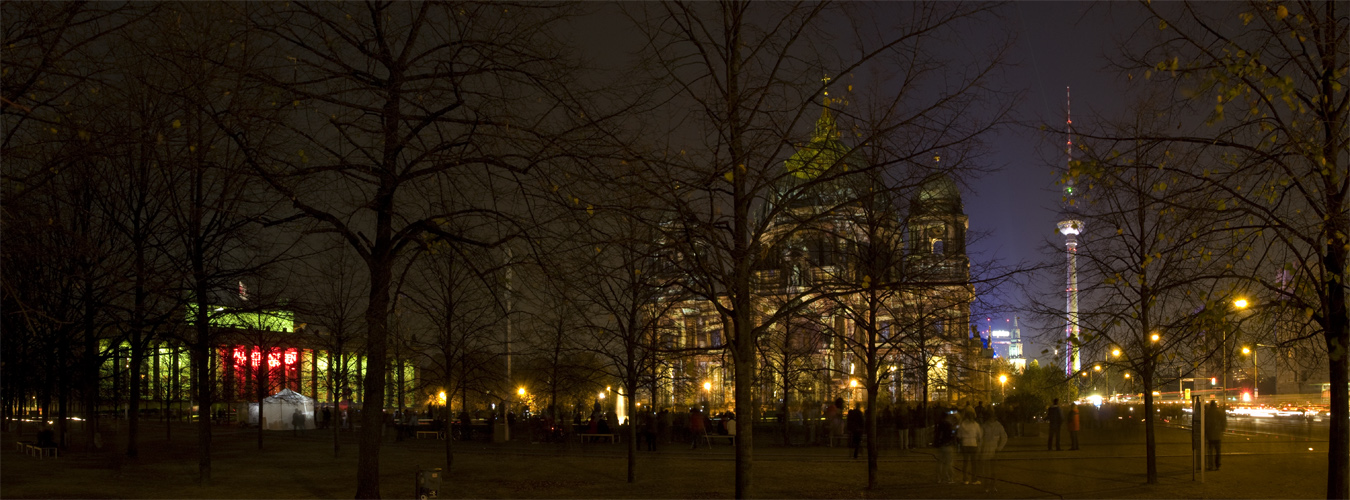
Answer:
[912, 173, 963, 214]
[784, 107, 851, 179]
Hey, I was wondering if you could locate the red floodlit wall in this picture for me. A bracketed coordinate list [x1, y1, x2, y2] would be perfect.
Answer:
[221, 345, 302, 399]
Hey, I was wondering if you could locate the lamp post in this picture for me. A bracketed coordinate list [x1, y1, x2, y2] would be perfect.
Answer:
[998, 374, 1007, 401]
[1227, 299, 1251, 401]
[1242, 344, 1277, 399]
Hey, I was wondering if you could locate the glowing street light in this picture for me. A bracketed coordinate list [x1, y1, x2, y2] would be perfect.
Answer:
[517, 386, 526, 397]
[1150, 332, 1160, 343]
[702, 381, 712, 392]
[849, 379, 859, 388]
[1233, 298, 1249, 309]
[1112, 348, 1121, 357]
[998, 374, 1007, 399]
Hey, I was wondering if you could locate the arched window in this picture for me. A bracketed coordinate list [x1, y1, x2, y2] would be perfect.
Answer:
[932, 239, 944, 255]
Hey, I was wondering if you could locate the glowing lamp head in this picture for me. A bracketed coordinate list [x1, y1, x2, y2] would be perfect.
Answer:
[998, 374, 1007, 384]
[1124, 373, 1131, 378]
[1094, 365, 1102, 371]
[703, 382, 712, 391]
[598, 392, 606, 400]
[517, 387, 526, 397]
[1242, 346, 1251, 355]
[849, 379, 858, 388]
[1150, 333, 1160, 343]
[1234, 298, 1249, 309]
[1112, 348, 1121, 357]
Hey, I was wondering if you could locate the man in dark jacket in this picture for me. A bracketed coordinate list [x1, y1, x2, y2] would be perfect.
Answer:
[1046, 398, 1063, 451]
[847, 403, 865, 459]
[1205, 401, 1227, 470]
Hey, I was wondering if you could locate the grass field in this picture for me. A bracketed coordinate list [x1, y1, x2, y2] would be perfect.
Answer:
[1, 420, 1327, 499]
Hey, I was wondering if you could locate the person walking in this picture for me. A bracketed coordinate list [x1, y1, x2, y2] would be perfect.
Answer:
[846, 402, 865, 459]
[641, 411, 657, 451]
[688, 408, 705, 449]
[292, 409, 305, 437]
[826, 398, 844, 447]
[956, 408, 983, 485]
[1205, 400, 1227, 470]
[933, 411, 958, 484]
[978, 411, 1008, 492]
[1068, 403, 1081, 450]
[1046, 398, 1063, 451]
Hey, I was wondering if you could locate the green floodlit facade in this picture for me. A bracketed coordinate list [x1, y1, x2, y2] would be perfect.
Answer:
[184, 303, 295, 333]
[96, 305, 420, 417]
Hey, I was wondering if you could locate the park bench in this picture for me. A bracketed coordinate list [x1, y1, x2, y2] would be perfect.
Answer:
[577, 433, 617, 443]
[416, 430, 441, 439]
[704, 433, 735, 446]
[18, 441, 58, 458]
[704, 420, 737, 447]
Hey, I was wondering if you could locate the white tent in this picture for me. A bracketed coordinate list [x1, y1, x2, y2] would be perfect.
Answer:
[241, 389, 316, 430]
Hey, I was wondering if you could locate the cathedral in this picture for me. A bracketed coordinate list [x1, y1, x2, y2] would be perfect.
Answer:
[650, 97, 989, 416]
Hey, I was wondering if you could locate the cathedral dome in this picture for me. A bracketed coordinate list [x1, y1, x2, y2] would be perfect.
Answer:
[912, 173, 963, 215]
[761, 104, 860, 219]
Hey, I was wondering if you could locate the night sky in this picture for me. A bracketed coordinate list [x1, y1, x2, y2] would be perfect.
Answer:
[965, 3, 1140, 361]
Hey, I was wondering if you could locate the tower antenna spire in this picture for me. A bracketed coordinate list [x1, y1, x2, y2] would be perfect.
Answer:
[1065, 86, 1075, 199]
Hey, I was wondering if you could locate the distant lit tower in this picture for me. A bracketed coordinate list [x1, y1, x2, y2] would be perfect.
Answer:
[1009, 316, 1027, 372]
[1058, 87, 1083, 377]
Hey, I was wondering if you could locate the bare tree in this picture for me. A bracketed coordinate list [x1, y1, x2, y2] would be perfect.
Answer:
[404, 241, 503, 474]
[221, 3, 593, 495]
[1063, 103, 1246, 482]
[1103, 2, 1347, 495]
[630, 3, 1010, 494]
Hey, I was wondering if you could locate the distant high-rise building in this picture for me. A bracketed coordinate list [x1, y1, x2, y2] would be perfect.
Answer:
[990, 329, 1012, 359]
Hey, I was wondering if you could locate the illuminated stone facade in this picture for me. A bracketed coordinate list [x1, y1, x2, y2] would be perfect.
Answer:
[648, 103, 985, 415]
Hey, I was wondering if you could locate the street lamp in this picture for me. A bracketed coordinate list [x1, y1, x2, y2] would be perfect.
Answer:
[1242, 344, 1276, 399]
[998, 374, 1007, 400]
[1227, 298, 1250, 401]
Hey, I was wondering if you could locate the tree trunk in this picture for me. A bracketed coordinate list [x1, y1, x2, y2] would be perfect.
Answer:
[194, 339, 213, 483]
[1323, 224, 1348, 500]
[1142, 372, 1156, 483]
[126, 330, 143, 459]
[626, 374, 637, 483]
[866, 382, 879, 489]
[257, 357, 266, 450]
[355, 252, 393, 499]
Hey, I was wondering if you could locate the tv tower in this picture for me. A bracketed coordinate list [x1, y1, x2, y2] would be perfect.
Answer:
[1057, 87, 1083, 377]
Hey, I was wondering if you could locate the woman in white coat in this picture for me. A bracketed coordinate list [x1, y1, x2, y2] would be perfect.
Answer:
[978, 411, 1009, 492]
